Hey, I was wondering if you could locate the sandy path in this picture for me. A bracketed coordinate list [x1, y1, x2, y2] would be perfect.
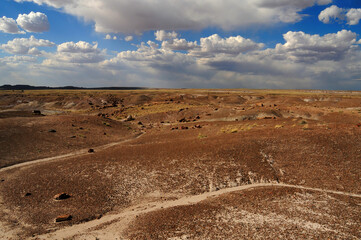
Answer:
[0, 133, 144, 173]
[33, 183, 361, 240]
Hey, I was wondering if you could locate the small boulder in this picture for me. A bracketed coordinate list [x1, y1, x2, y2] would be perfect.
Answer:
[24, 193, 31, 197]
[48, 129, 57, 133]
[54, 193, 71, 200]
[126, 115, 135, 121]
[33, 110, 41, 115]
[55, 214, 72, 222]
[181, 126, 188, 130]
[88, 149, 94, 153]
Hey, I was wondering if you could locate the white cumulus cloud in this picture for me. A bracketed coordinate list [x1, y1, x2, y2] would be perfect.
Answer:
[155, 30, 178, 41]
[319, 5, 361, 25]
[125, 36, 133, 42]
[318, 5, 345, 24]
[45, 41, 105, 64]
[190, 34, 264, 57]
[14, 0, 331, 33]
[273, 30, 358, 63]
[105, 34, 118, 40]
[346, 8, 361, 25]
[57, 41, 99, 53]
[16, 11, 50, 32]
[2, 29, 361, 91]
[161, 38, 198, 51]
[0, 35, 55, 55]
[0, 16, 25, 34]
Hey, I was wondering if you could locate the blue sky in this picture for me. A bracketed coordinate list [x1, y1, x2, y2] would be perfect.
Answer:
[0, 0, 361, 89]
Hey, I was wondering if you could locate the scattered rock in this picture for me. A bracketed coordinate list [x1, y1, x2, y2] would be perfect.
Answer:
[195, 116, 200, 120]
[104, 132, 107, 135]
[55, 214, 72, 222]
[24, 193, 31, 197]
[0, 179, 4, 182]
[126, 115, 135, 121]
[48, 129, 57, 133]
[194, 125, 202, 128]
[138, 121, 143, 125]
[54, 193, 71, 200]
[88, 149, 94, 153]
[357, 123, 361, 127]
[179, 118, 188, 123]
[181, 126, 188, 130]
[94, 214, 102, 219]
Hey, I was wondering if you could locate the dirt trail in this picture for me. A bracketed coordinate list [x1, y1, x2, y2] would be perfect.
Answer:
[33, 183, 361, 240]
[0, 133, 144, 173]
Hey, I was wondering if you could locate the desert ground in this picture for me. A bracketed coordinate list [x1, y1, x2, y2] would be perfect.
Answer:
[0, 89, 360, 239]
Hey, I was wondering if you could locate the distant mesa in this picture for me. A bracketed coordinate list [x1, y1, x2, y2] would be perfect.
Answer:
[0, 84, 146, 90]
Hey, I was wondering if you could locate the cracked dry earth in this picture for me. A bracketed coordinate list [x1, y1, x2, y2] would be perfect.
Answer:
[0, 89, 360, 239]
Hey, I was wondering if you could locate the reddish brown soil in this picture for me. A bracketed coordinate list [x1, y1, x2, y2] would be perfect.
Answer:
[0, 114, 137, 168]
[0, 89, 360, 239]
[126, 187, 361, 239]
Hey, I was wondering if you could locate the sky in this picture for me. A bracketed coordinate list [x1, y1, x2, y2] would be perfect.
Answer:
[0, 0, 361, 90]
